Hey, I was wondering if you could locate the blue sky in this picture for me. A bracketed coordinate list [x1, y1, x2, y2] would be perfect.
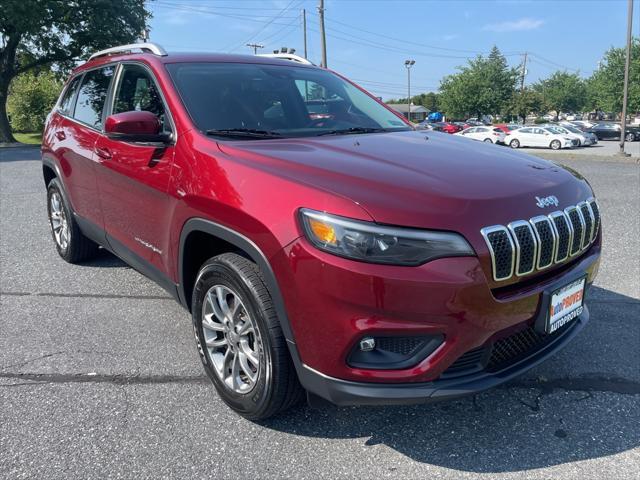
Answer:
[148, 0, 637, 99]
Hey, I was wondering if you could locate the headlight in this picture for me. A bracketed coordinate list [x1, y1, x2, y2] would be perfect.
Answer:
[299, 208, 475, 266]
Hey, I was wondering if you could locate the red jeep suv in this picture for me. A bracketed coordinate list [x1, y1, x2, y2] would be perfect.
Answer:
[42, 43, 601, 420]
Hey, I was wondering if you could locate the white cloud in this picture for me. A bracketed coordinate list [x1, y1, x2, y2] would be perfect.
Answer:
[162, 11, 191, 26]
[482, 18, 544, 32]
[442, 34, 459, 41]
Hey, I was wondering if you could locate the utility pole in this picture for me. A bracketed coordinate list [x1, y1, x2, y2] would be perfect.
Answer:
[404, 60, 415, 122]
[520, 52, 528, 91]
[246, 43, 264, 55]
[318, 0, 327, 67]
[302, 9, 308, 59]
[618, 0, 634, 157]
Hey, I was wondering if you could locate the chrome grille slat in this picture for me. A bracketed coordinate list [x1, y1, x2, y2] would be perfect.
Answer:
[587, 197, 600, 242]
[507, 220, 537, 276]
[578, 201, 594, 250]
[530, 216, 556, 270]
[565, 206, 585, 256]
[480, 225, 515, 281]
[548, 211, 572, 263]
[481, 198, 599, 282]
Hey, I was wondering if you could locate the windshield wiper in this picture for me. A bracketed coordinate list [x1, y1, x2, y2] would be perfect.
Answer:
[205, 128, 282, 139]
[315, 127, 387, 136]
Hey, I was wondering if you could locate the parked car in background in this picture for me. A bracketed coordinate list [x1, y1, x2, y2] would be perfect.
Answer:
[431, 121, 463, 134]
[560, 120, 595, 131]
[587, 123, 639, 142]
[505, 126, 573, 150]
[455, 126, 506, 144]
[494, 123, 522, 134]
[543, 124, 595, 147]
[463, 119, 485, 127]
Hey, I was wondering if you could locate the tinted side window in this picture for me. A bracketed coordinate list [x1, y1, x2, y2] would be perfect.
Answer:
[58, 76, 82, 115]
[73, 66, 114, 129]
[113, 64, 172, 133]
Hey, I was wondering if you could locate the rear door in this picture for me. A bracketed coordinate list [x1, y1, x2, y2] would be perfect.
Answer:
[52, 66, 116, 229]
[94, 62, 176, 274]
[532, 128, 548, 146]
[516, 127, 534, 146]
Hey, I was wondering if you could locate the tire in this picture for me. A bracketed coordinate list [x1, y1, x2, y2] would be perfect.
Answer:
[483, 138, 493, 143]
[550, 140, 561, 150]
[46, 178, 99, 263]
[509, 139, 520, 149]
[625, 132, 635, 142]
[191, 253, 303, 420]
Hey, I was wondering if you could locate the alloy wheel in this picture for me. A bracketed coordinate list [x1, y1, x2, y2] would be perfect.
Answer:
[201, 285, 262, 394]
[49, 192, 69, 251]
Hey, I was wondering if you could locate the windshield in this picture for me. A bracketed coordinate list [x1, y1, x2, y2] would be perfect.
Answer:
[166, 62, 411, 138]
[546, 127, 564, 135]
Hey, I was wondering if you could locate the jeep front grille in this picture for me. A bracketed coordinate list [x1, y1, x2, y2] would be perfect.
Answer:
[481, 197, 600, 282]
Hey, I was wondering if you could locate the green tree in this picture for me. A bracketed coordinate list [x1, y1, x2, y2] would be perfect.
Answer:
[506, 88, 543, 124]
[586, 38, 639, 115]
[439, 46, 518, 119]
[0, 0, 149, 142]
[533, 71, 586, 120]
[7, 70, 61, 132]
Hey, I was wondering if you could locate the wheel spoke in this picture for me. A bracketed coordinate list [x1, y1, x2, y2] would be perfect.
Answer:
[208, 290, 225, 321]
[230, 350, 240, 390]
[238, 351, 257, 383]
[222, 347, 234, 378]
[205, 336, 227, 348]
[202, 316, 225, 332]
[236, 320, 254, 336]
[240, 342, 259, 367]
[216, 286, 231, 318]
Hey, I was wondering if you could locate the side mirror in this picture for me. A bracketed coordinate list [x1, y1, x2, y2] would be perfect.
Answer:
[105, 111, 171, 143]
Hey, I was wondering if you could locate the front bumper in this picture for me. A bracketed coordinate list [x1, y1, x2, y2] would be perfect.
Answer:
[299, 306, 588, 406]
[272, 235, 600, 390]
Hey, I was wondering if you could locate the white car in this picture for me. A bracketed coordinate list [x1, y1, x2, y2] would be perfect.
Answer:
[504, 126, 574, 150]
[455, 126, 506, 144]
[544, 125, 594, 146]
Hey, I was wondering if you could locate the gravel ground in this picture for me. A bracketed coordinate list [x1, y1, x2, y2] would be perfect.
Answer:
[1, 146, 639, 479]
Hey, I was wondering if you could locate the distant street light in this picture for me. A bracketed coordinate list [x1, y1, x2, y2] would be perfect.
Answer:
[404, 60, 415, 122]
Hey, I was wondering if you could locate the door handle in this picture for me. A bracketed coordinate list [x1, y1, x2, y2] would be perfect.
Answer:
[55, 131, 66, 140]
[94, 146, 112, 160]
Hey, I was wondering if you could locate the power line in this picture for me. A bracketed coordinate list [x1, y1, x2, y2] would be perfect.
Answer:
[233, 0, 302, 52]
[308, 9, 520, 58]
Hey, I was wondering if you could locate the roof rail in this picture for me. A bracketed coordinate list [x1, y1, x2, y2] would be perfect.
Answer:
[257, 53, 314, 65]
[88, 42, 167, 61]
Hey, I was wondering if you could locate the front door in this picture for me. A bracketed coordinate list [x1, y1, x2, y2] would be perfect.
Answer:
[94, 63, 176, 274]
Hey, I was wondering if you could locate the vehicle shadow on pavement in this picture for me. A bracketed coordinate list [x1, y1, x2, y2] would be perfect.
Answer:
[78, 248, 129, 269]
[262, 286, 640, 473]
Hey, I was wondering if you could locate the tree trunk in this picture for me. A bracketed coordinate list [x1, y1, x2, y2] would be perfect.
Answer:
[0, 87, 16, 143]
[0, 35, 20, 143]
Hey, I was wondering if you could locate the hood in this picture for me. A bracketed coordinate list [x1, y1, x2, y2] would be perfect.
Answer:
[218, 130, 593, 234]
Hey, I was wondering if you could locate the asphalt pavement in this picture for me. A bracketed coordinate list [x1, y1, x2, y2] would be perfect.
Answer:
[1, 146, 639, 479]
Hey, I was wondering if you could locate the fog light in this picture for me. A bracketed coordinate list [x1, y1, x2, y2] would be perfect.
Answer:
[359, 337, 376, 351]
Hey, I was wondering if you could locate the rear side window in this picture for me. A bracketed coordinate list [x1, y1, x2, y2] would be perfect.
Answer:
[73, 66, 114, 129]
[58, 76, 82, 115]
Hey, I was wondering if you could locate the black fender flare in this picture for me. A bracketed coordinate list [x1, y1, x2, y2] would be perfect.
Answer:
[178, 218, 303, 370]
